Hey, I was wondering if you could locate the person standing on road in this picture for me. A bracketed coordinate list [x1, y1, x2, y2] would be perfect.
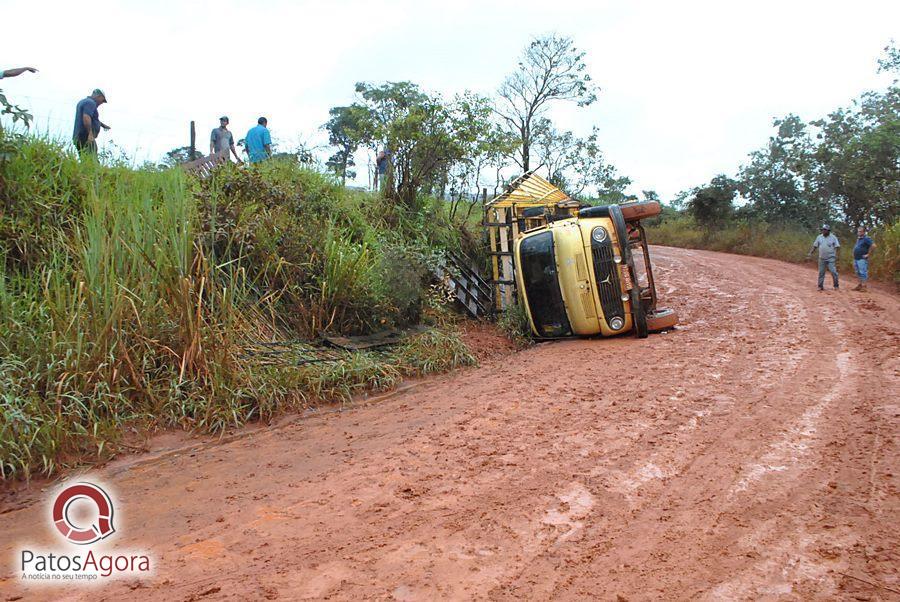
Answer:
[807, 224, 841, 291]
[852, 226, 876, 291]
[72, 89, 110, 156]
[245, 117, 272, 164]
[210, 116, 242, 163]
[0, 66, 38, 79]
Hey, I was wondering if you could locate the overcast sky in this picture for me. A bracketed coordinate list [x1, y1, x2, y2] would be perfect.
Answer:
[2, 0, 897, 200]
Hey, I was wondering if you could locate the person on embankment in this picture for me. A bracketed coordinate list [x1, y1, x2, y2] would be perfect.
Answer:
[72, 89, 110, 156]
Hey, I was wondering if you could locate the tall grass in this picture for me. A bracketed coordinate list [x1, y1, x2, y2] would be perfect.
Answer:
[647, 216, 900, 285]
[0, 131, 474, 479]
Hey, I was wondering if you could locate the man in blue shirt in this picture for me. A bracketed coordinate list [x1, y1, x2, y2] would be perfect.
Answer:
[245, 117, 272, 163]
[852, 226, 876, 291]
[73, 89, 110, 155]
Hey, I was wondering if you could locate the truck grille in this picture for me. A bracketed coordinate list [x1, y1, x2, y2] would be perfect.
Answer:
[591, 240, 624, 327]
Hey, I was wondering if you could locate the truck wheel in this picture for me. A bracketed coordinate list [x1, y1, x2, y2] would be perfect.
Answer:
[619, 201, 662, 222]
[630, 288, 648, 338]
[647, 307, 678, 332]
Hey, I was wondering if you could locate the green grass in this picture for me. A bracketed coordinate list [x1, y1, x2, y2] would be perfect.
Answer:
[496, 301, 533, 348]
[0, 131, 477, 479]
[646, 216, 900, 286]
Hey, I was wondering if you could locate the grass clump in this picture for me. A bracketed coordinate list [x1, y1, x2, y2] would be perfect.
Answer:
[496, 302, 533, 348]
[394, 329, 477, 376]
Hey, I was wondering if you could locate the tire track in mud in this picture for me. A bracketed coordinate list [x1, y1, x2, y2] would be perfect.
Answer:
[0, 247, 897, 602]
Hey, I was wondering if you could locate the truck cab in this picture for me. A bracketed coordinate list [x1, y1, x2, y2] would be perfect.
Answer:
[514, 201, 677, 339]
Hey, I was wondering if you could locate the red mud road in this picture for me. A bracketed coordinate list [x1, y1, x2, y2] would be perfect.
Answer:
[1, 247, 898, 601]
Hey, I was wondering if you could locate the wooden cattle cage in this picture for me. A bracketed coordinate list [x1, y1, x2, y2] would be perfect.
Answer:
[181, 153, 229, 179]
[483, 172, 580, 311]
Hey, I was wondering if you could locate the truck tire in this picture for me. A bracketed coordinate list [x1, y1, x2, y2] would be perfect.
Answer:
[619, 201, 661, 222]
[647, 307, 678, 332]
[630, 288, 648, 338]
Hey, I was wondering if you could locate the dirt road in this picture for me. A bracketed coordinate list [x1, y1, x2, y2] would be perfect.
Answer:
[2, 247, 898, 601]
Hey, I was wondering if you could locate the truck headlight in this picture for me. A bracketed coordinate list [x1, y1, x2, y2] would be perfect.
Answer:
[609, 316, 625, 330]
[591, 226, 609, 243]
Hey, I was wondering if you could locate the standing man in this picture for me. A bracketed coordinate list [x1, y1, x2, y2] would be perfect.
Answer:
[72, 89, 110, 155]
[374, 149, 387, 188]
[210, 116, 242, 163]
[245, 117, 272, 164]
[852, 226, 876, 291]
[0, 66, 38, 79]
[807, 224, 841, 291]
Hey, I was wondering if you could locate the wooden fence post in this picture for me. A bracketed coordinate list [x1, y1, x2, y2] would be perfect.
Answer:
[189, 121, 196, 159]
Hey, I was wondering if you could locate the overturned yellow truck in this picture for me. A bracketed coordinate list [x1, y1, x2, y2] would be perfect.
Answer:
[485, 173, 677, 339]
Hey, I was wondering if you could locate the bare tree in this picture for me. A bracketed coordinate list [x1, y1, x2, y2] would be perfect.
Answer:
[496, 34, 598, 173]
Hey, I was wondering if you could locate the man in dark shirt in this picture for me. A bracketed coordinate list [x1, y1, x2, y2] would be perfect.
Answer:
[72, 89, 110, 155]
[852, 226, 876, 291]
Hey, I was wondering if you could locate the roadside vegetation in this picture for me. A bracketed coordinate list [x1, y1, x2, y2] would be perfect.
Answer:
[0, 131, 480, 480]
[647, 216, 899, 284]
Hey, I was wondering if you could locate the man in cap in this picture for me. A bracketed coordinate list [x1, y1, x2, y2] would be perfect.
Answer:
[852, 226, 876, 291]
[807, 224, 841, 291]
[245, 117, 272, 164]
[72, 89, 110, 155]
[210, 116, 242, 163]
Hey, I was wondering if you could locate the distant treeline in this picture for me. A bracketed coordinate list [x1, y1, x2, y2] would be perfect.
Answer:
[644, 44, 899, 284]
[671, 42, 898, 232]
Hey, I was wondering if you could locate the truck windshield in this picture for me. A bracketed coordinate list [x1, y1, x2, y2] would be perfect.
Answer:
[519, 231, 572, 337]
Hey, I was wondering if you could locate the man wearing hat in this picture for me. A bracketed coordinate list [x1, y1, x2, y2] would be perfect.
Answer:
[72, 89, 110, 155]
[807, 224, 841, 291]
[210, 116, 242, 163]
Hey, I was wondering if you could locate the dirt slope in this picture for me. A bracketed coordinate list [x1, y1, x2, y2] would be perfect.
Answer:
[1, 247, 898, 601]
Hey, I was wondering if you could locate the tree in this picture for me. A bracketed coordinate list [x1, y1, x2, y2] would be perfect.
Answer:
[591, 164, 635, 205]
[160, 145, 202, 167]
[532, 118, 585, 190]
[687, 175, 737, 229]
[324, 105, 371, 184]
[810, 56, 899, 226]
[349, 82, 490, 210]
[530, 120, 633, 201]
[443, 92, 502, 219]
[738, 114, 826, 226]
[641, 190, 660, 203]
[877, 40, 900, 76]
[496, 34, 598, 172]
[0, 90, 32, 128]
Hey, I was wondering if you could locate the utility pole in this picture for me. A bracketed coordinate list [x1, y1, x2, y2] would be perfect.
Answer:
[189, 121, 196, 159]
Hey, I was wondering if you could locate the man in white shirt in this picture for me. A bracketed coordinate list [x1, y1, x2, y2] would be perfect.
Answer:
[807, 224, 841, 291]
